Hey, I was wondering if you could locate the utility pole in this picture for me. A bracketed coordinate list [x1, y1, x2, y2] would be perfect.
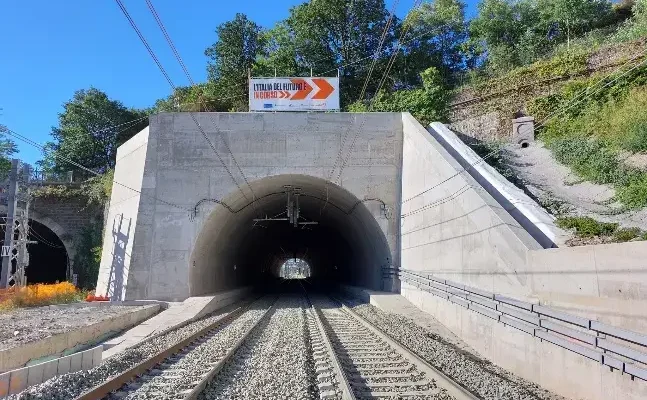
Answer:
[0, 159, 19, 288]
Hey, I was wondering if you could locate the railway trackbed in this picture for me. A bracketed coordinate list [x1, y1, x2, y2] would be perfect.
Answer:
[308, 294, 479, 400]
[23, 289, 478, 400]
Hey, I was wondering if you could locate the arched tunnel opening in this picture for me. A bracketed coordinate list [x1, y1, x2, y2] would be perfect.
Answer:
[0, 219, 68, 285]
[26, 220, 68, 284]
[190, 175, 392, 296]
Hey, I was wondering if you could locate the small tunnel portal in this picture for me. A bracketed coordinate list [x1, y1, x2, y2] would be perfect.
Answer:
[0, 219, 68, 285]
[190, 175, 392, 296]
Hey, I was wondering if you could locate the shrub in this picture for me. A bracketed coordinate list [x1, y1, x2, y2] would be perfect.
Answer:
[613, 227, 642, 242]
[556, 216, 618, 237]
[0, 282, 85, 310]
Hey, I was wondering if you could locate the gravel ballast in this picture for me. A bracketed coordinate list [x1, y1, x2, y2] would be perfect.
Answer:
[200, 293, 315, 400]
[0, 304, 153, 351]
[119, 298, 275, 399]
[7, 300, 256, 400]
[344, 299, 564, 400]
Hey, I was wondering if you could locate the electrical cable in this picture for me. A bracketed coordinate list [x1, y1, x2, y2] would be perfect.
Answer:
[401, 49, 647, 204]
[333, 0, 424, 184]
[114, 0, 249, 202]
[145, 0, 258, 209]
[0, 125, 191, 212]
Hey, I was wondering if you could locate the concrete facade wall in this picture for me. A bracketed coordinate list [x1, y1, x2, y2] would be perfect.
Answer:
[96, 127, 150, 300]
[400, 113, 542, 296]
[398, 118, 647, 398]
[97, 113, 403, 301]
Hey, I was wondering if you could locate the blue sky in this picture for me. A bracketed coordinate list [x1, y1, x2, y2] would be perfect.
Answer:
[1, 0, 477, 165]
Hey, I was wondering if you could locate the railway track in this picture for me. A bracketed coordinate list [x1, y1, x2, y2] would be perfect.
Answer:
[72, 296, 277, 400]
[308, 294, 479, 400]
[56, 288, 477, 400]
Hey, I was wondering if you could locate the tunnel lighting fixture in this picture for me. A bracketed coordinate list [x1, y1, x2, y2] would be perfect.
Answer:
[252, 185, 319, 228]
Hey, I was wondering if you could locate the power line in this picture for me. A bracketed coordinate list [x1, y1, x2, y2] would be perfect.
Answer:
[357, 0, 400, 102]
[401, 49, 647, 204]
[145, 0, 258, 207]
[0, 125, 190, 212]
[333, 0, 424, 184]
[114, 0, 250, 202]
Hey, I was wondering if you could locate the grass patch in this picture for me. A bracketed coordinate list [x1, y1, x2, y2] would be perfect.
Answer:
[556, 216, 618, 238]
[0, 282, 86, 311]
[530, 66, 647, 208]
[613, 227, 642, 242]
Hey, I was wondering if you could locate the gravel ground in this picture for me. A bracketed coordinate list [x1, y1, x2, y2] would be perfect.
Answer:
[119, 298, 275, 399]
[200, 293, 315, 400]
[344, 299, 565, 400]
[505, 142, 647, 231]
[7, 300, 254, 400]
[0, 304, 152, 351]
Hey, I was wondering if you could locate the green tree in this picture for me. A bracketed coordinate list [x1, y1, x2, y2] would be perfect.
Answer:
[349, 66, 449, 125]
[43, 88, 148, 175]
[152, 82, 234, 113]
[469, 0, 538, 72]
[253, 22, 301, 77]
[0, 128, 18, 177]
[286, 0, 397, 105]
[205, 13, 264, 111]
[536, 0, 613, 49]
[401, 0, 468, 86]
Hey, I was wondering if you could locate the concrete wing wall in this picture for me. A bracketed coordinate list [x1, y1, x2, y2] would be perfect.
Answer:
[400, 113, 542, 297]
[95, 127, 150, 300]
[428, 122, 569, 248]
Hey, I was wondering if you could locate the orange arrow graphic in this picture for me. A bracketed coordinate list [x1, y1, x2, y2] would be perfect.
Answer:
[282, 90, 290, 98]
[311, 78, 334, 100]
[290, 79, 313, 100]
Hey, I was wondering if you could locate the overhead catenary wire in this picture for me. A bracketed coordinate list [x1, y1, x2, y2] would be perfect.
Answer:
[401, 48, 647, 205]
[332, 0, 424, 184]
[145, 0, 258, 208]
[114, 0, 250, 202]
[0, 125, 191, 212]
[357, 0, 400, 102]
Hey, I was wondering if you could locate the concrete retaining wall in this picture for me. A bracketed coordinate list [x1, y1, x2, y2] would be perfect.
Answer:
[401, 280, 647, 400]
[400, 114, 543, 297]
[427, 122, 568, 248]
[0, 346, 102, 397]
[0, 304, 159, 373]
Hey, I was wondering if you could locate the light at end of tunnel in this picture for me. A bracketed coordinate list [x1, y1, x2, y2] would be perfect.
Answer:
[280, 258, 311, 280]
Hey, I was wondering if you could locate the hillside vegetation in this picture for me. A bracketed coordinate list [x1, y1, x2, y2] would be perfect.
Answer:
[1, 0, 646, 285]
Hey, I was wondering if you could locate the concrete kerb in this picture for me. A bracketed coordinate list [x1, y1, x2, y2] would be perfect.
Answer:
[101, 287, 253, 360]
[0, 346, 102, 398]
[0, 304, 160, 373]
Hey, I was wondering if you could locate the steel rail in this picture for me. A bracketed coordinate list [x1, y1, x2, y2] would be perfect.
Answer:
[331, 295, 481, 400]
[72, 299, 260, 400]
[304, 291, 356, 400]
[181, 296, 278, 399]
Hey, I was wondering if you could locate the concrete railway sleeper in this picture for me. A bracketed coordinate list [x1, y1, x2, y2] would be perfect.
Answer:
[72, 296, 278, 400]
[311, 294, 480, 400]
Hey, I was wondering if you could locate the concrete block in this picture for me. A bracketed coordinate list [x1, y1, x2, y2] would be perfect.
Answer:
[81, 349, 94, 370]
[92, 346, 102, 367]
[0, 372, 9, 397]
[69, 353, 82, 373]
[8, 367, 28, 394]
[56, 355, 71, 375]
[41, 359, 58, 382]
[26, 363, 44, 387]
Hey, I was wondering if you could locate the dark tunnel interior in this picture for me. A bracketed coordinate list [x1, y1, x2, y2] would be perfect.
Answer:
[0, 219, 68, 285]
[189, 174, 392, 296]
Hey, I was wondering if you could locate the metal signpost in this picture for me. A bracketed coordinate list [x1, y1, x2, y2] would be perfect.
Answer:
[249, 77, 340, 112]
